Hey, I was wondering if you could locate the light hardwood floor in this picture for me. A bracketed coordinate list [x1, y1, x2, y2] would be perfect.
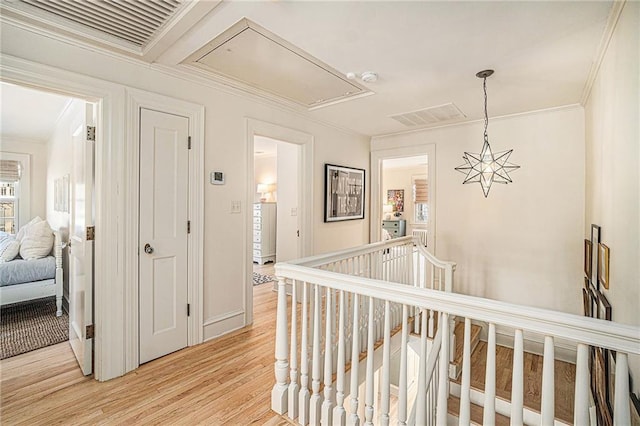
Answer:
[0, 284, 292, 425]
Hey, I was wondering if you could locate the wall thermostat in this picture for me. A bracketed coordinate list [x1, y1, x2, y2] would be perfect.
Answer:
[210, 171, 225, 185]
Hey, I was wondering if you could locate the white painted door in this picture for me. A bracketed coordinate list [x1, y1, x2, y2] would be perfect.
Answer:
[69, 103, 96, 376]
[139, 108, 190, 364]
[275, 141, 301, 262]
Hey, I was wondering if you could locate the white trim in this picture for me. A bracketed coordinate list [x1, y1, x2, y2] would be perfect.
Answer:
[245, 118, 314, 325]
[203, 309, 246, 327]
[124, 88, 204, 373]
[580, 1, 627, 105]
[371, 145, 436, 253]
[0, 53, 126, 381]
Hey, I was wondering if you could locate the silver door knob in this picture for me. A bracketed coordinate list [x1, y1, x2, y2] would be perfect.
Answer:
[144, 243, 154, 254]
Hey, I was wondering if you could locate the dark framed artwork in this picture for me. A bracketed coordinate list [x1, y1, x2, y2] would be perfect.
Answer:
[589, 282, 599, 319]
[582, 287, 591, 317]
[597, 290, 612, 321]
[387, 189, 404, 213]
[599, 243, 610, 289]
[595, 347, 613, 426]
[591, 224, 601, 289]
[324, 164, 365, 222]
[584, 239, 593, 278]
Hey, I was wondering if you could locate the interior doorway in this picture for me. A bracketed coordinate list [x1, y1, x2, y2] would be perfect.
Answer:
[371, 145, 436, 253]
[0, 81, 97, 374]
[251, 135, 302, 284]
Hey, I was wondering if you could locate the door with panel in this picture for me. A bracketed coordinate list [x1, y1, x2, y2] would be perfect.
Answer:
[69, 102, 96, 376]
[139, 108, 190, 364]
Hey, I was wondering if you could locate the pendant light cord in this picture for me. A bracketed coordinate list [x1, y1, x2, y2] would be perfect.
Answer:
[483, 77, 489, 143]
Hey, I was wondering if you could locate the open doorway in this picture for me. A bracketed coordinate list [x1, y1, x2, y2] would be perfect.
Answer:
[0, 82, 96, 375]
[251, 135, 301, 284]
[371, 145, 436, 253]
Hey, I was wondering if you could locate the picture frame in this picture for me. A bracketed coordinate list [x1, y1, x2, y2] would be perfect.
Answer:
[595, 347, 613, 426]
[584, 239, 592, 278]
[582, 287, 590, 317]
[324, 164, 365, 222]
[607, 350, 616, 415]
[591, 224, 601, 289]
[589, 282, 599, 319]
[599, 243, 610, 289]
[387, 189, 404, 213]
[597, 290, 612, 321]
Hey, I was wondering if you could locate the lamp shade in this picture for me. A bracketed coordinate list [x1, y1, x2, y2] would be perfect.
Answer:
[257, 183, 269, 193]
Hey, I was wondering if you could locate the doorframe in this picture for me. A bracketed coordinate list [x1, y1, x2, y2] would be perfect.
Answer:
[124, 89, 205, 371]
[245, 118, 314, 324]
[0, 54, 123, 381]
[370, 144, 437, 252]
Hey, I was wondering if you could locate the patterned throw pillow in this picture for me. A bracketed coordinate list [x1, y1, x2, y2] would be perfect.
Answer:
[0, 234, 20, 262]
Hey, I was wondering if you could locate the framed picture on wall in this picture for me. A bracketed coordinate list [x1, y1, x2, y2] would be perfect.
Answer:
[591, 224, 601, 289]
[599, 243, 610, 289]
[324, 164, 365, 222]
[584, 239, 592, 278]
[387, 189, 404, 213]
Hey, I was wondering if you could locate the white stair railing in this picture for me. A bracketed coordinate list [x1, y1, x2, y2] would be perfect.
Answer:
[272, 239, 640, 425]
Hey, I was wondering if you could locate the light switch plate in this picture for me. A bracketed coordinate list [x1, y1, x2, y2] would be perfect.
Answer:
[290, 207, 297, 216]
[231, 200, 241, 214]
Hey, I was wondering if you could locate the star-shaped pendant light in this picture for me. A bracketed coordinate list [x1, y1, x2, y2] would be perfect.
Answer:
[455, 70, 519, 197]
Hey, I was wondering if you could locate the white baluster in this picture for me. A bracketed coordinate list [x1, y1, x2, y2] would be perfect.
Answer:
[541, 336, 555, 426]
[364, 296, 375, 425]
[614, 352, 631, 425]
[428, 310, 435, 338]
[380, 301, 391, 426]
[349, 293, 361, 426]
[272, 277, 289, 414]
[436, 312, 449, 425]
[310, 284, 322, 425]
[322, 288, 334, 425]
[299, 282, 311, 425]
[511, 329, 524, 426]
[398, 304, 409, 425]
[416, 309, 428, 425]
[333, 290, 347, 426]
[459, 318, 471, 425]
[288, 280, 300, 420]
[573, 343, 590, 426]
[483, 322, 496, 425]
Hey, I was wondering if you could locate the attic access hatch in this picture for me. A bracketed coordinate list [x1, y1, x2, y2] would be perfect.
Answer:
[182, 19, 373, 109]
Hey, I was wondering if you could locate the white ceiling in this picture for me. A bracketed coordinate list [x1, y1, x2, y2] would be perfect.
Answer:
[0, 82, 72, 143]
[383, 155, 428, 170]
[0, 1, 615, 137]
[254, 135, 278, 157]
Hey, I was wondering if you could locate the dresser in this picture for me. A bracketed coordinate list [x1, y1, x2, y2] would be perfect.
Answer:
[253, 202, 276, 264]
[382, 219, 406, 238]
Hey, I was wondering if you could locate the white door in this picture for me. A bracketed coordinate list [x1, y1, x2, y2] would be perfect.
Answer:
[69, 103, 96, 376]
[275, 141, 301, 262]
[139, 108, 190, 364]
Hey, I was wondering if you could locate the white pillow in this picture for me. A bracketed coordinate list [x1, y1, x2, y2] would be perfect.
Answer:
[16, 216, 43, 242]
[19, 220, 53, 260]
[0, 236, 20, 262]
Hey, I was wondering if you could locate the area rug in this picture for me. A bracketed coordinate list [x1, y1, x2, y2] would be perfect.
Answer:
[0, 297, 69, 360]
[253, 272, 276, 286]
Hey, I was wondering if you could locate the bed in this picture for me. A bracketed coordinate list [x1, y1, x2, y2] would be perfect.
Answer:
[0, 231, 63, 316]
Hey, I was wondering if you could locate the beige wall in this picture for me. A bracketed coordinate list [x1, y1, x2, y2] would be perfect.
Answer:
[584, 2, 639, 393]
[0, 24, 370, 341]
[254, 155, 277, 203]
[373, 106, 585, 316]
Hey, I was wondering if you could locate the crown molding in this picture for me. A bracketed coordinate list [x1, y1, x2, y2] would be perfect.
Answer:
[371, 104, 583, 140]
[580, 1, 626, 105]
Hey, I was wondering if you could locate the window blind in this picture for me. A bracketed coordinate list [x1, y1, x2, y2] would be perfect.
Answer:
[413, 178, 428, 203]
[0, 160, 22, 183]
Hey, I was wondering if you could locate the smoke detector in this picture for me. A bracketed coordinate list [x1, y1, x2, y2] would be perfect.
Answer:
[346, 71, 378, 83]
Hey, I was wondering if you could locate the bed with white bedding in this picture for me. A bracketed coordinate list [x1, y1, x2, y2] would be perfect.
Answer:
[0, 222, 63, 317]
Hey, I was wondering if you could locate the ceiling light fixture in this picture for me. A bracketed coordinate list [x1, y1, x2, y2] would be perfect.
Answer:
[455, 70, 519, 197]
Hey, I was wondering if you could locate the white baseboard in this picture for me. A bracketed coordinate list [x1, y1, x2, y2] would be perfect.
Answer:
[203, 310, 245, 341]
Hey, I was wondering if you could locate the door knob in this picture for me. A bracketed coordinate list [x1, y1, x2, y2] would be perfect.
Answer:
[144, 243, 154, 254]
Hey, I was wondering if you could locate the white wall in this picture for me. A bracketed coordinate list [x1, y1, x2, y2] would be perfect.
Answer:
[382, 165, 427, 235]
[46, 99, 83, 304]
[254, 155, 277, 203]
[0, 24, 370, 343]
[0, 139, 47, 222]
[584, 1, 639, 393]
[276, 141, 300, 262]
[372, 106, 585, 316]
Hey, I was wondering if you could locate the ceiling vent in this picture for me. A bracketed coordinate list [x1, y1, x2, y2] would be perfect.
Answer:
[182, 19, 373, 109]
[16, 0, 183, 47]
[391, 103, 466, 127]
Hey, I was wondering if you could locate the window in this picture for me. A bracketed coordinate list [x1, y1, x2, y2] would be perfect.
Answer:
[413, 175, 428, 224]
[0, 156, 28, 234]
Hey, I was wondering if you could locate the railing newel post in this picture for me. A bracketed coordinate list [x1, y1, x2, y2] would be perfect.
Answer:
[271, 276, 289, 414]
